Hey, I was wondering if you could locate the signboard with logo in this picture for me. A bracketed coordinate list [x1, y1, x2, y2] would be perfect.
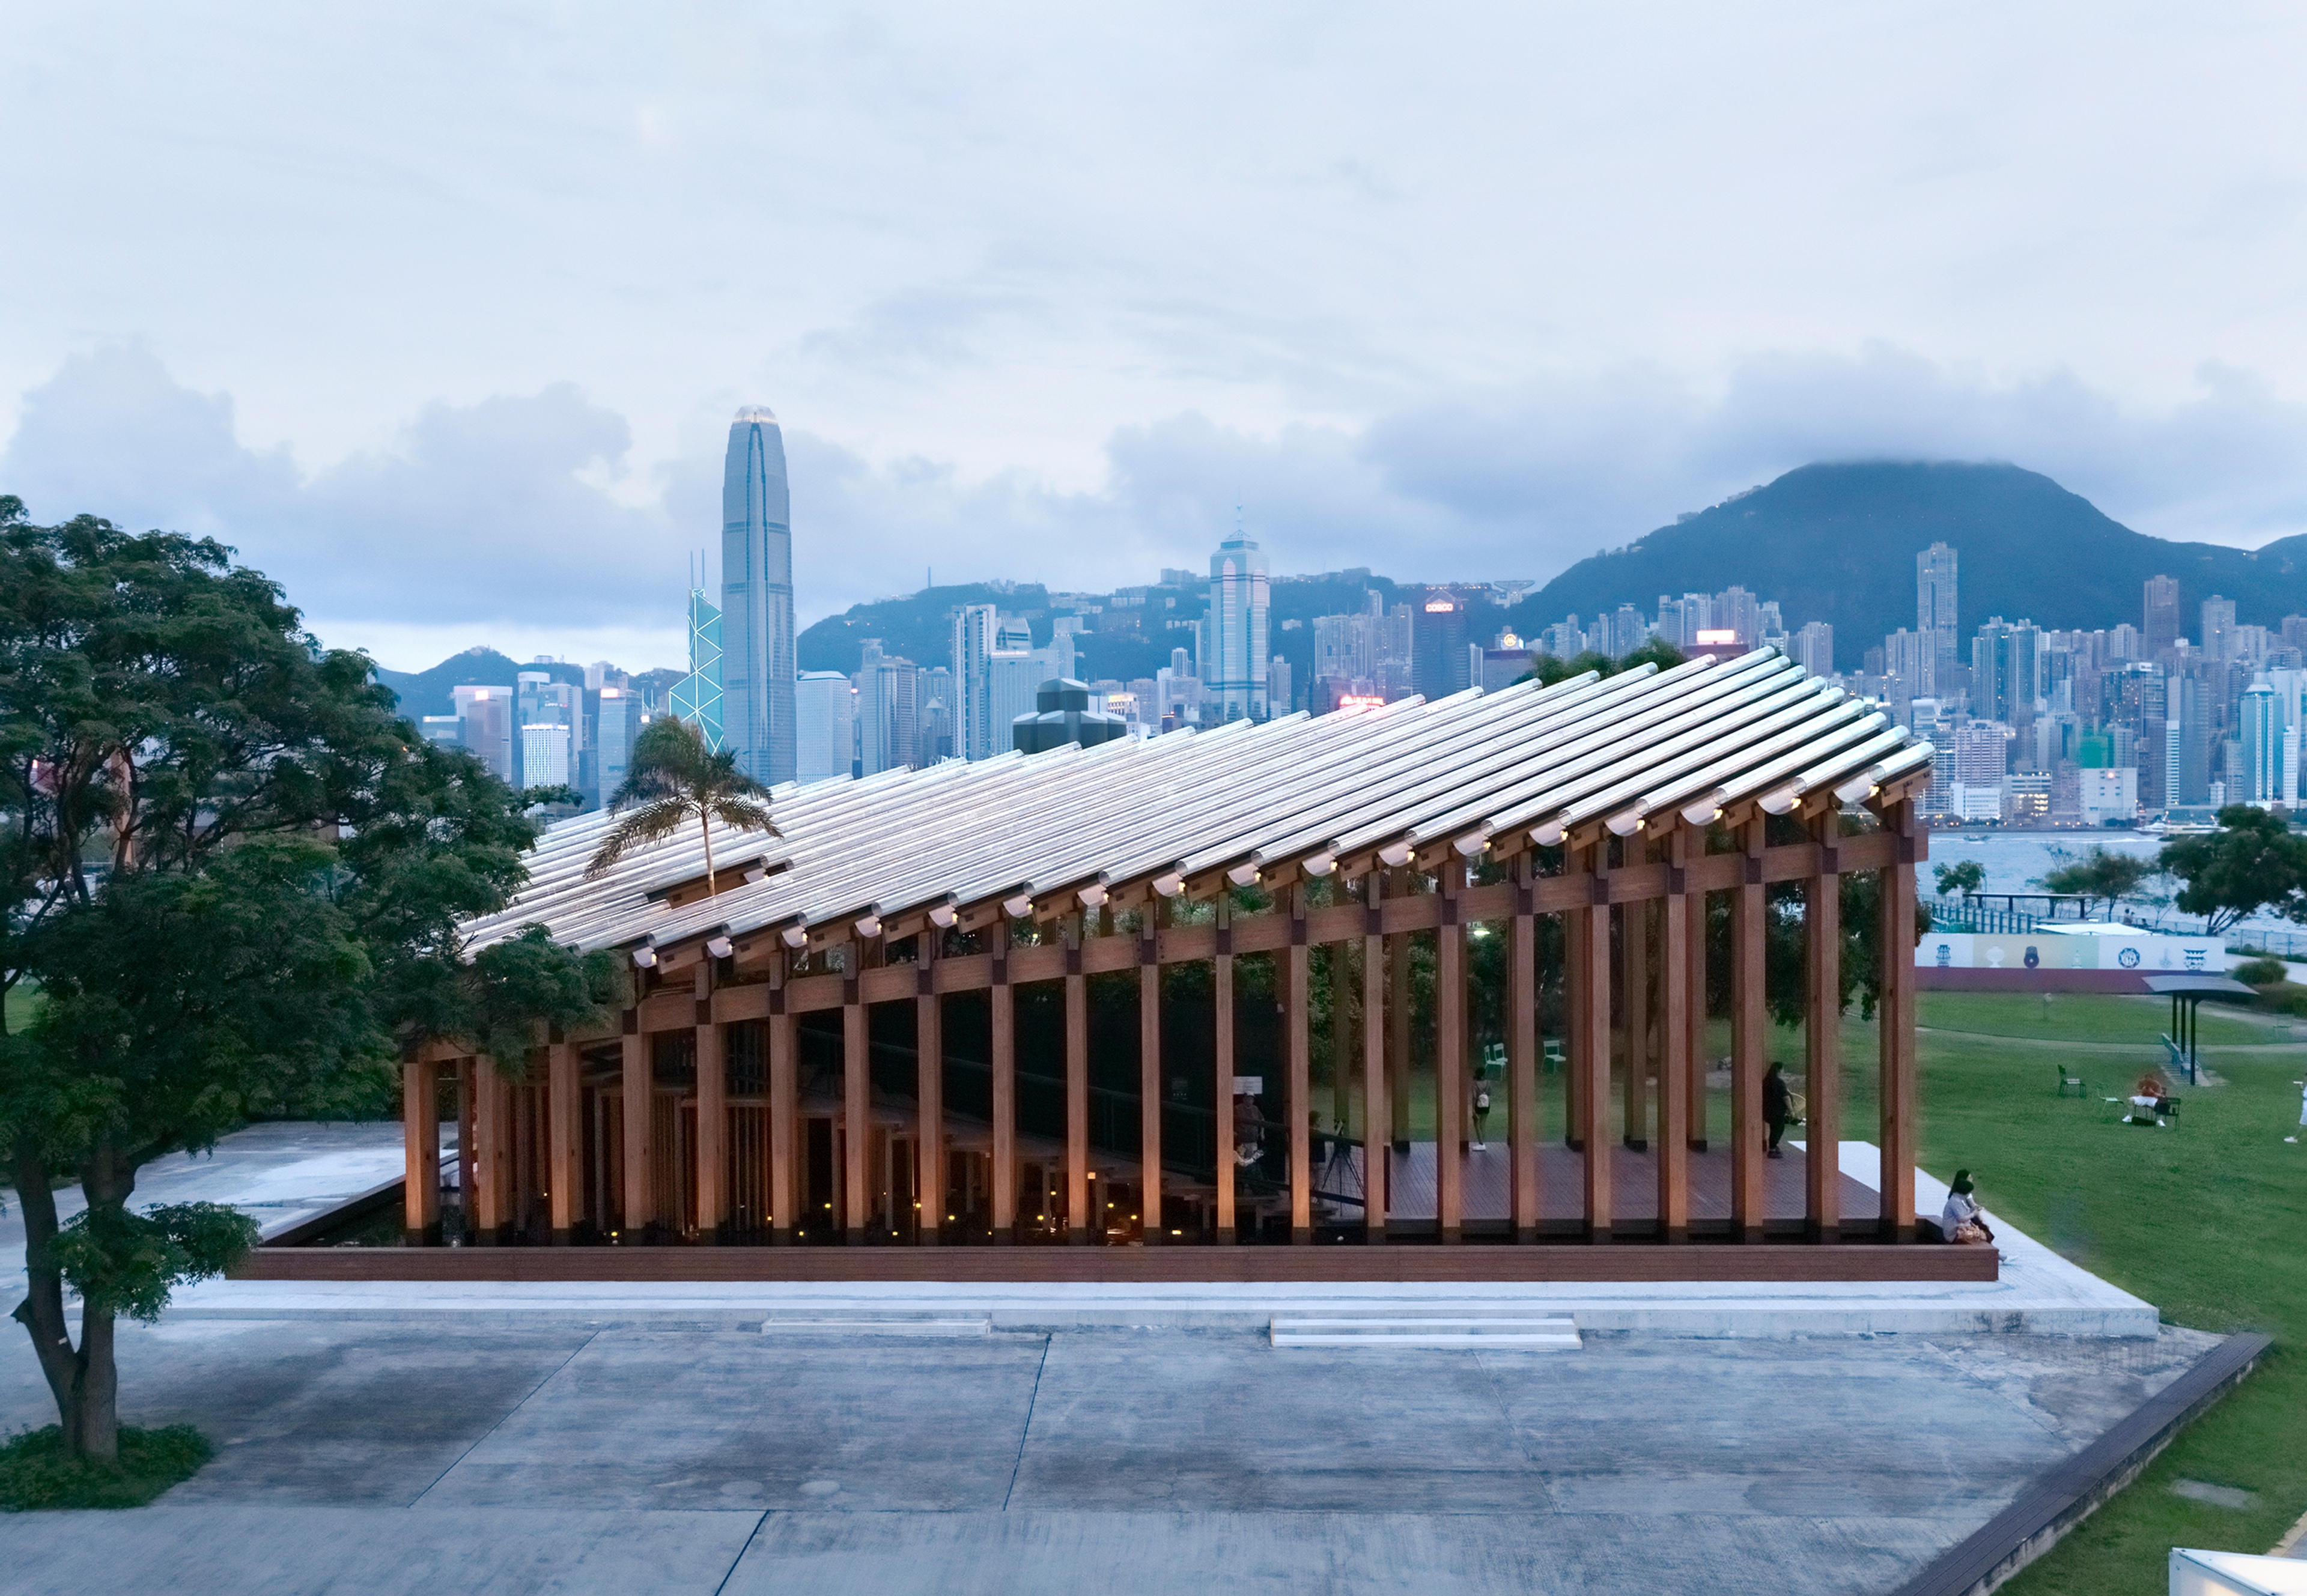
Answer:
[1918, 933, 2218, 973]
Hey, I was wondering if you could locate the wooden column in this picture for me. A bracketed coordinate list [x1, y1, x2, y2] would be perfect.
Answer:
[1805, 812, 1843, 1242]
[1688, 879, 1710, 1153]
[769, 966, 797, 1244]
[1330, 929, 1353, 1129]
[1622, 892, 1650, 1151]
[457, 1057, 477, 1235]
[1658, 830, 1692, 1242]
[1435, 862, 1467, 1242]
[917, 933, 944, 1245]
[547, 1037, 579, 1245]
[1731, 816, 1767, 1242]
[1215, 895, 1236, 1244]
[1138, 904, 1163, 1243]
[842, 942, 869, 1245]
[620, 1010, 652, 1237]
[992, 938, 1017, 1242]
[473, 1055, 505, 1244]
[402, 1057, 440, 1245]
[1578, 847, 1614, 1240]
[1287, 884, 1313, 1244]
[695, 971, 725, 1243]
[1065, 914, 1089, 1245]
[1362, 873, 1388, 1242]
[1877, 796, 1920, 1242]
[1566, 901, 1588, 1150]
[1388, 870, 1410, 1145]
[1509, 855, 1540, 1243]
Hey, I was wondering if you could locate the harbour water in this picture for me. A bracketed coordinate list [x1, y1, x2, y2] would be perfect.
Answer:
[1926, 825, 2303, 948]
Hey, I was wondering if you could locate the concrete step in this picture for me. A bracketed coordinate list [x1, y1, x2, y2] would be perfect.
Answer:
[1269, 1315, 1581, 1349]
[760, 1316, 992, 1338]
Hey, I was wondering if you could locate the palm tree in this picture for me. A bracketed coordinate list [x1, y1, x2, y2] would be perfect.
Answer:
[587, 717, 777, 895]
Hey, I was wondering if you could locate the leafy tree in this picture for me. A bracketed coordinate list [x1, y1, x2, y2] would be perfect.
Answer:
[0, 499, 597, 1461]
[2162, 806, 2307, 935]
[1932, 860, 1986, 898]
[588, 715, 778, 896]
[2040, 845, 2157, 919]
[1519, 640, 1686, 688]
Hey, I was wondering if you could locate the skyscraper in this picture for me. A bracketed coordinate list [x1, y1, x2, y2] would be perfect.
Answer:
[1413, 590, 1471, 701]
[1205, 530, 1270, 721]
[720, 407, 795, 786]
[1916, 542, 1958, 694]
[2201, 595, 2238, 663]
[2144, 575, 2181, 657]
[952, 603, 998, 759]
[670, 587, 724, 751]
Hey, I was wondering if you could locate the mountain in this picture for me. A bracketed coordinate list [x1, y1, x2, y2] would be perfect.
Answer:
[374, 647, 557, 718]
[1504, 461, 2307, 671]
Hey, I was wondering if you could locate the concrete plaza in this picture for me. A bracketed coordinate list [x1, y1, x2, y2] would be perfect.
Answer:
[0, 1307, 2220, 1594]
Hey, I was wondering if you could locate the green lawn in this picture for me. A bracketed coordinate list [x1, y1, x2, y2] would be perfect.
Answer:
[1914, 998, 2307, 1594]
[1919, 990, 2276, 1048]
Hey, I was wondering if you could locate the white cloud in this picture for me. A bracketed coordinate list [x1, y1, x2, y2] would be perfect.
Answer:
[13, 342, 2307, 681]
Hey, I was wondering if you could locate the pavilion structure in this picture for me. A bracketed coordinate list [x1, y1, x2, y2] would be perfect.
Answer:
[395, 648, 1945, 1281]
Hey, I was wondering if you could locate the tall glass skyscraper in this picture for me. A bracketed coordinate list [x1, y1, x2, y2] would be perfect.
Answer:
[1915, 542, 1957, 696]
[671, 587, 724, 751]
[721, 406, 796, 785]
[1206, 530, 1269, 722]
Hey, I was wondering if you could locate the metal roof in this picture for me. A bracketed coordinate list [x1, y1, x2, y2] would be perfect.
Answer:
[459, 649, 1932, 963]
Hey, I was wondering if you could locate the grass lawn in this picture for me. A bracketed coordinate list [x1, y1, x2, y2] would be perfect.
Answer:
[1902, 994, 2307, 1595]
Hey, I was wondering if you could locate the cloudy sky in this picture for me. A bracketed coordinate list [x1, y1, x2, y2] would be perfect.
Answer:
[5, 4, 2306, 670]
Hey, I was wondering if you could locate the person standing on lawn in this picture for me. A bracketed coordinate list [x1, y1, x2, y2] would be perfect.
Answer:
[1763, 1062, 1792, 1159]
[1941, 1170, 1995, 1243]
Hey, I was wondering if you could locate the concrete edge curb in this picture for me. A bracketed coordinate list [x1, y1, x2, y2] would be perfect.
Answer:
[1890, 1329, 2275, 1596]
[257, 1177, 406, 1246]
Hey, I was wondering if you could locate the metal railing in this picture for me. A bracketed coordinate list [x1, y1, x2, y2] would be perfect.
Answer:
[1926, 896, 2046, 935]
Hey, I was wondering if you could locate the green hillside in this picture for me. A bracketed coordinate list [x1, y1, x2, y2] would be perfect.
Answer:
[372, 646, 580, 718]
[1506, 461, 2307, 671]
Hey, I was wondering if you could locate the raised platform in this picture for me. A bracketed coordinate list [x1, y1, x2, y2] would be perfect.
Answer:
[201, 1142, 2157, 1338]
[239, 1242, 1989, 1285]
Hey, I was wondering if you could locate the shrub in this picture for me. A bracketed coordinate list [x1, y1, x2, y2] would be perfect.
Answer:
[2234, 956, 2290, 986]
[0, 1424, 211, 1511]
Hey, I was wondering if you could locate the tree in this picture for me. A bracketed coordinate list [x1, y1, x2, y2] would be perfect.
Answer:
[1518, 640, 1686, 688]
[2160, 806, 2307, 935]
[2040, 845, 2157, 920]
[1932, 860, 1986, 898]
[588, 715, 778, 896]
[0, 500, 594, 1462]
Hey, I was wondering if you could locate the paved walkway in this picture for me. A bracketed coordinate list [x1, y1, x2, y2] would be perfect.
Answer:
[0, 1121, 425, 1305]
[0, 1309, 2223, 1594]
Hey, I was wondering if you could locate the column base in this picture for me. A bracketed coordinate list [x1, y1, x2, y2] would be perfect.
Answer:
[1804, 1220, 1835, 1244]
[1140, 1230, 1160, 1247]
[1291, 1226, 1312, 1245]
[919, 1227, 941, 1246]
[771, 1228, 792, 1247]
[475, 1230, 500, 1248]
[549, 1227, 572, 1248]
[1737, 1224, 1765, 1245]
[1688, 1138, 1710, 1152]
[696, 1228, 720, 1246]
[1439, 1226, 1462, 1246]
[1392, 1139, 1410, 1156]
[1366, 1226, 1387, 1246]
[1622, 1136, 1649, 1151]
[1565, 1136, 1585, 1152]
[845, 1227, 866, 1246]
[1217, 1230, 1237, 1246]
[403, 1226, 437, 1248]
[1585, 1224, 1612, 1245]
[994, 1230, 1015, 1246]
[1513, 1227, 1537, 1246]
[1662, 1224, 1688, 1245]
[1880, 1218, 1910, 1244]
[1068, 1228, 1089, 1246]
